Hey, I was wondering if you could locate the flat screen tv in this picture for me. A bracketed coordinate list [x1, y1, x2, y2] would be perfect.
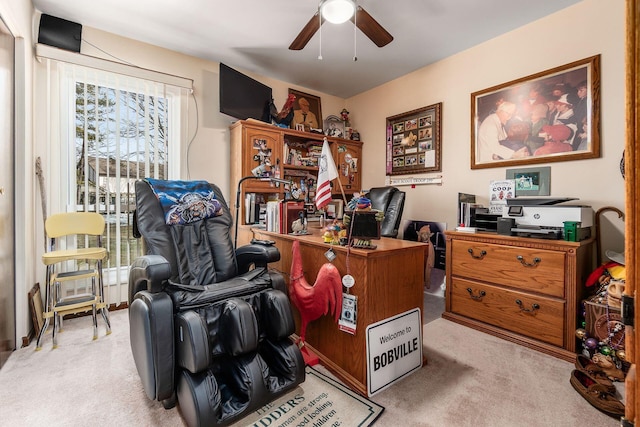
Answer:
[219, 63, 272, 122]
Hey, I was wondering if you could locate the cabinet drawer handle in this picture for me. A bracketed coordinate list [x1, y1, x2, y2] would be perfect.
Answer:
[466, 287, 486, 301]
[467, 248, 487, 259]
[515, 299, 540, 313]
[516, 255, 541, 267]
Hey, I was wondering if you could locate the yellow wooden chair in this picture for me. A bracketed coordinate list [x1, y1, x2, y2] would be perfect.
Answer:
[36, 212, 112, 350]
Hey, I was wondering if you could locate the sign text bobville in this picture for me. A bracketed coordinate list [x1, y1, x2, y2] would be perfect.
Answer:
[365, 308, 422, 396]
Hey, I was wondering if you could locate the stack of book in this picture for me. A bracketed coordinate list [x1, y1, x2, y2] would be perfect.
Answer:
[264, 200, 306, 234]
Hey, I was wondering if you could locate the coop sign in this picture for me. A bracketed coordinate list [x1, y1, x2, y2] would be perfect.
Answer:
[366, 308, 422, 396]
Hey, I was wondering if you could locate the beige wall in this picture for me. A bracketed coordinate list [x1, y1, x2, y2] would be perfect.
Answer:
[347, 0, 626, 254]
[76, 27, 346, 201]
[6, 0, 626, 342]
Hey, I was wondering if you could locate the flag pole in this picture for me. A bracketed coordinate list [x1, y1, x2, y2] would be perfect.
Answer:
[324, 137, 350, 206]
[316, 137, 351, 211]
[335, 169, 349, 206]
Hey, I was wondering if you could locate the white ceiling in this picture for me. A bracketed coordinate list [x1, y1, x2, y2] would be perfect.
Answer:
[32, 0, 582, 98]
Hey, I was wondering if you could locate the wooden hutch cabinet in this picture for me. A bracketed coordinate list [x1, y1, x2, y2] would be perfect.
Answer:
[443, 231, 594, 362]
[230, 120, 362, 243]
[332, 139, 361, 196]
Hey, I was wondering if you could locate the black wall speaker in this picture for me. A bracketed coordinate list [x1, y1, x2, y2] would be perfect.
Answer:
[38, 14, 82, 53]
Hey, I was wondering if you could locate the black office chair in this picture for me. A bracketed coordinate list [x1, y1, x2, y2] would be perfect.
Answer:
[365, 186, 406, 238]
[128, 179, 304, 427]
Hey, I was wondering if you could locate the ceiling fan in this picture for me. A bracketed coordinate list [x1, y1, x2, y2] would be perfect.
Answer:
[289, 0, 393, 51]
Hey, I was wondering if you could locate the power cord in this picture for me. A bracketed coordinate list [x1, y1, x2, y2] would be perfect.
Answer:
[186, 89, 199, 179]
[82, 37, 200, 179]
[82, 38, 136, 66]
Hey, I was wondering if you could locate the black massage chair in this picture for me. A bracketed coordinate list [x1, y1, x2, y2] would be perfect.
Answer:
[128, 179, 305, 427]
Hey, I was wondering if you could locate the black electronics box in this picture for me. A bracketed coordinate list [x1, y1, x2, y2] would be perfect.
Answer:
[38, 14, 82, 53]
[497, 217, 515, 235]
[472, 209, 501, 232]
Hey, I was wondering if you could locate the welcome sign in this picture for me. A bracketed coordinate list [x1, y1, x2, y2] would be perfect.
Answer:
[365, 308, 422, 396]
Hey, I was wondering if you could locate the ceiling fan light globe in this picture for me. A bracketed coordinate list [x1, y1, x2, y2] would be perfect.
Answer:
[321, 0, 355, 24]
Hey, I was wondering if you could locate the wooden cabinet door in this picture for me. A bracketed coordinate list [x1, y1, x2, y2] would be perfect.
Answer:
[242, 126, 282, 192]
[332, 140, 362, 195]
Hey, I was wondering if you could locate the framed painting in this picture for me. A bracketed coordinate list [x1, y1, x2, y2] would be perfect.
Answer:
[288, 89, 322, 132]
[471, 55, 600, 169]
[386, 102, 442, 175]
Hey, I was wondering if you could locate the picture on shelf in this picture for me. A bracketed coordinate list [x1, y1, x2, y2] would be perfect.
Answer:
[488, 179, 515, 214]
[505, 166, 551, 196]
[325, 199, 344, 219]
[324, 115, 345, 138]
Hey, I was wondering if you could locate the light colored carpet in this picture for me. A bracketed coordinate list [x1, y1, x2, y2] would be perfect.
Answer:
[0, 309, 622, 426]
[423, 293, 444, 325]
[373, 318, 621, 427]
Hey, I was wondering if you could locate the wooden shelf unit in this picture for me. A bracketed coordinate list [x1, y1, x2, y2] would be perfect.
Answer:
[230, 120, 362, 243]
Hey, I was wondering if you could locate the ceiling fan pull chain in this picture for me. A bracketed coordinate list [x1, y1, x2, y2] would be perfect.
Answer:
[353, 3, 358, 61]
[318, 8, 323, 60]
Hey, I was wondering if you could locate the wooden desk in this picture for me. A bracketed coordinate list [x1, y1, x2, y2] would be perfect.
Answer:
[253, 229, 426, 396]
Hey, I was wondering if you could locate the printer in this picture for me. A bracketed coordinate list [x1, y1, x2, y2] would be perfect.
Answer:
[500, 198, 593, 240]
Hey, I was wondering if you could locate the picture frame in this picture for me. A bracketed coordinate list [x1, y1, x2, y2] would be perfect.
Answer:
[386, 102, 442, 175]
[324, 115, 345, 138]
[471, 55, 600, 169]
[325, 199, 344, 219]
[505, 166, 551, 196]
[28, 283, 44, 335]
[288, 88, 323, 132]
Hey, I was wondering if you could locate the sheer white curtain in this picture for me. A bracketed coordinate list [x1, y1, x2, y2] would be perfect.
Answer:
[39, 53, 191, 306]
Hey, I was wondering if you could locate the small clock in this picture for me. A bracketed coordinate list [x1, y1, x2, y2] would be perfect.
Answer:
[594, 311, 624, 344]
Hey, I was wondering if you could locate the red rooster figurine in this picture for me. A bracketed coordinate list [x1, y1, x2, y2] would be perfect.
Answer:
[289, 240, 343, 365]
[277, 94, 296, 121]
[270, 93, 296, 126]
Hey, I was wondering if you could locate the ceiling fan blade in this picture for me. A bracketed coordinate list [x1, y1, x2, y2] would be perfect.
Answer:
[352, 6, 393, 47]
[289, 12, 323, 50]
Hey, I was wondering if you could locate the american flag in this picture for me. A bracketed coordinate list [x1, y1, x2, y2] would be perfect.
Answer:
[315, 138, 339, 209]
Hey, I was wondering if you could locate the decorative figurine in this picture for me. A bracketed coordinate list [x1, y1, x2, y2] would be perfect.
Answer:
[418, 225, 436, 289]
[289, 240, 342, 365]
[340, 108, 350, 127]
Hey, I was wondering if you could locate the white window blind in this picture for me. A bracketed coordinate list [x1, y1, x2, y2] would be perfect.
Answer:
[41, 56, 190, 306]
